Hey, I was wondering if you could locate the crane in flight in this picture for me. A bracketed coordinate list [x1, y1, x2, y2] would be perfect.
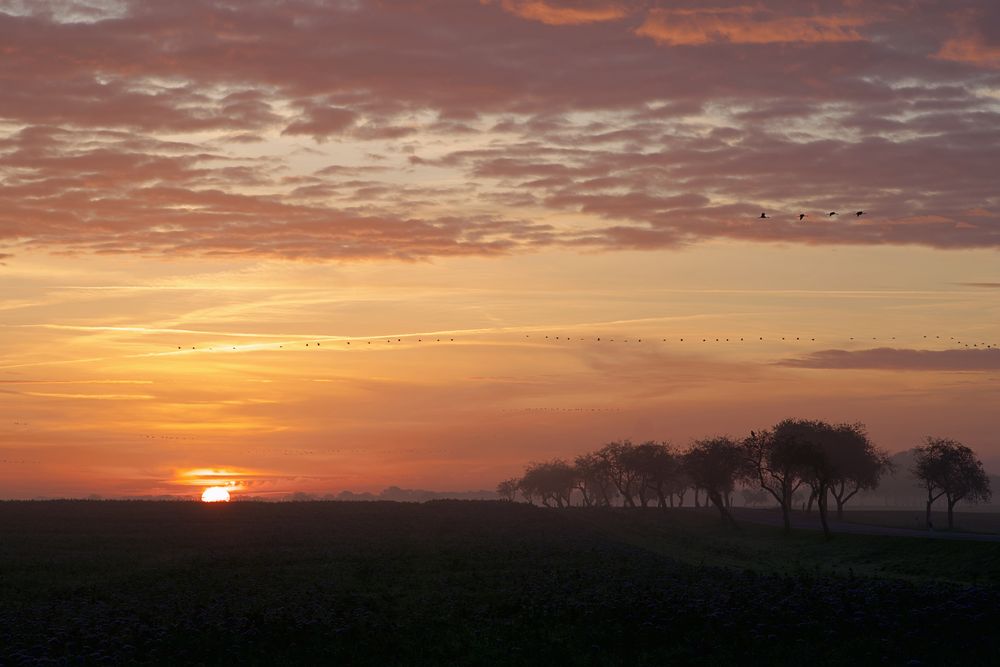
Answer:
[856, 210, 866, 217]
[799, 213, 807, 221]
[828, 211, 838, 217]
[759, 212, 769, 219]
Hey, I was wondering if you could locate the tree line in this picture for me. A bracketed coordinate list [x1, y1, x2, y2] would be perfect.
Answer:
[496, 419, 992, 538]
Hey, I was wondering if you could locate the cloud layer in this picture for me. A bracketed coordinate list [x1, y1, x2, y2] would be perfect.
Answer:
[1, 0, 998, 260]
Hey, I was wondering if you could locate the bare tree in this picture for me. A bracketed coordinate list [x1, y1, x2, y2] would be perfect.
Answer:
[620, 441, 679, 508]
[743, 422, 812, 532]
[574, 451, 618, 507]
[782, 420, 888, 538]
[496, 478, 519, 502]
[683, 437, 749, 528]
[518, 460, 577, 508]
[913, 437, 992, 529]
[594, 440, 642, 507]
[827, 423, 891, 519]
[765, 419, 841, 538]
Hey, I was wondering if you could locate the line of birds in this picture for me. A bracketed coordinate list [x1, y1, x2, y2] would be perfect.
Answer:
[760, 211, 866, 220]
[500, 408, 623, 413]
[528, 335, 995, 347]
[170, 333, 997, 351]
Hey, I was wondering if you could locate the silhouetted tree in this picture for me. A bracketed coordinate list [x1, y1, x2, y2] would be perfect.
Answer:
[827, 423, 891, 518]
[743, 422, 812, 532]
[496, 478, 519, 502]
[683, 437, 749, 528]
[518, 460, 577, 508]
[784, 420, 884, 538]
[913, 437, 992, 529]
[671, 469, 691, 507]
[781, 419, 845, 538]
[574, 451, 617, 507]
[595, 440, 642, 507]
[621, 441, 680, 508]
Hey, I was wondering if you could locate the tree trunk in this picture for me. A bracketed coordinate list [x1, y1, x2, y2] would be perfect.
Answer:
[694, 488, 701, 508]
[948, 497, 956, 529]
[833, 481, 845, 519]
[780, 500, 791, 533]
[925, 488, 934, 529]
[816, 485, 831, 539]
[708, 490, 738, 528]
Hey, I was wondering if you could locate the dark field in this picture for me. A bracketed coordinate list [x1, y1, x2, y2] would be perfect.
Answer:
[2, 501, 998, 665]
[841, 509, 1000, 534]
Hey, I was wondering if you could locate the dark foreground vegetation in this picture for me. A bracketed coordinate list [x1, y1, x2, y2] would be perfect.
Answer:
[1, 501, 998, 665]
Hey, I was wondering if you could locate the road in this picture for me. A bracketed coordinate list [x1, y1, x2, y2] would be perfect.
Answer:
[733, 508, 1000, 542]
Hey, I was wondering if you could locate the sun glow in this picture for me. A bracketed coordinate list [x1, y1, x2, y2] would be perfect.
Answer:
[201, 486, 231, 502]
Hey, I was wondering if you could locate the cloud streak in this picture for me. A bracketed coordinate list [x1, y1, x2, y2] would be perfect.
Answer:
[779, 347, 1000, 371]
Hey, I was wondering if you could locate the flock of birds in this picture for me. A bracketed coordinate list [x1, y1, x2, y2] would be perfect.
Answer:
[759, 210, 866, 220]
[168, 332, 998, 352]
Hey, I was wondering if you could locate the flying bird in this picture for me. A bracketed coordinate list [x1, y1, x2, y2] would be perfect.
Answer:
[760, 212, 768, 219]
[828, 211, 838, 217]
[799, 213, 807, 221]
[856, 210, 866, 217]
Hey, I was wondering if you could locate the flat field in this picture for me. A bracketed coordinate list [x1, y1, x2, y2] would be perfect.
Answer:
[840, 508, 1000, 534]
[1, 501, 997, 665]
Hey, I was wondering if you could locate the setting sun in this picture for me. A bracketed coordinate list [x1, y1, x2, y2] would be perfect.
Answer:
[201, 487, 231, 503]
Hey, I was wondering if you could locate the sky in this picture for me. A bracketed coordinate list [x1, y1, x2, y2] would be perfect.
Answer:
[1, 0, 999, 499]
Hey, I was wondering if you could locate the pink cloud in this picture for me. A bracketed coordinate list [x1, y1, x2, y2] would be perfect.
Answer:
[490, 0, 635, 26]
[0, 0, 997, 260]
[282, 104, 357, 140]
[636, 7, 868, 46]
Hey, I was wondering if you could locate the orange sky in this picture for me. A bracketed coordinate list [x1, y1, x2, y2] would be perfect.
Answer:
[1, 1, 999, 498]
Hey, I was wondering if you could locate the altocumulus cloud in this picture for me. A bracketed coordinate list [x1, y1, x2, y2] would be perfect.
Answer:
[0, 0, 998, 261]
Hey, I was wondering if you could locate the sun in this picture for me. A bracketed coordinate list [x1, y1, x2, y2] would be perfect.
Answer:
[201, 486, 231, 503]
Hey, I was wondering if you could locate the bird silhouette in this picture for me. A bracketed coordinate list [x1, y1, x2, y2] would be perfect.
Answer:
[760, 212, 769, 219]
[856, 210, 866, 217]
[828, 211, 838, 217]
[799, 213, 807, 221]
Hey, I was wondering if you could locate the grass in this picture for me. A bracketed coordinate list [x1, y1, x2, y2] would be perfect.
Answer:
[1, 500, 997, 665]
[839, 508, 1000, 535]
[571, 507, 1000, 585]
